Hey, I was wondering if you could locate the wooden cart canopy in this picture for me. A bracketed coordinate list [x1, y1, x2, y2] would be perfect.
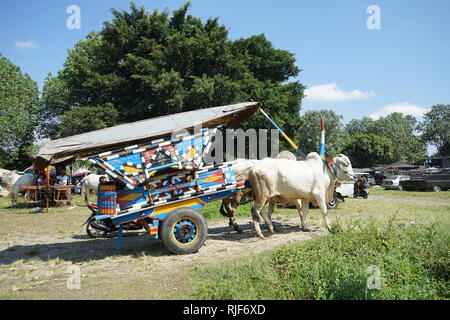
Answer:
[35, 101, 261, 169]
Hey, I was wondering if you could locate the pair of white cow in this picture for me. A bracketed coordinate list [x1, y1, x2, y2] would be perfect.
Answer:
[230, 152, 354, 239]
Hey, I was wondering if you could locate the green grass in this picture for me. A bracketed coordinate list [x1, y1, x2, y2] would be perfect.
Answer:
[188, 198, 450, 300]
[189, 218, 450, 300]
[1, 191, 449, 300]
[370, 187, 450, 201]
[201, 199, 253, 220]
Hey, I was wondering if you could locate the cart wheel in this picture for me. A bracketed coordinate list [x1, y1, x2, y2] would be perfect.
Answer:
[160, 207, 207, 254]
[326, 195, 339, 209]
[433, 185, 441, 192]
[86, 220, 108, 238]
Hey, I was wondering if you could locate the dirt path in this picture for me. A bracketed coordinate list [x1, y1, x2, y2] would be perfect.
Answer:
[369, 195, 450, 206]
[0, 213, 324, 299]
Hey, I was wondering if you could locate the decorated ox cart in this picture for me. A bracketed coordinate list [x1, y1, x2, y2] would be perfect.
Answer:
[35, 102, 261, 254]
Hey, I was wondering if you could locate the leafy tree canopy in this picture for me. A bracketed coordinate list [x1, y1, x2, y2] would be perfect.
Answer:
[343, 133, 394, 168]
[58, 104, 119, 138]
[344, 117, 376, 136]
[344, 113, 427, 163]
[297, 110, 348, 156]
[39, 2, 304, 141]
[419, 104, 450, 156]
[0, 55, 39, 170]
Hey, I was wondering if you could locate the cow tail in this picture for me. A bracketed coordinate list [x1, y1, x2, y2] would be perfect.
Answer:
[219, 201, 229, 217]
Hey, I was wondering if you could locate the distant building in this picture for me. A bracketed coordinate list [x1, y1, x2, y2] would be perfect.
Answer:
[422, 155, 450, 169]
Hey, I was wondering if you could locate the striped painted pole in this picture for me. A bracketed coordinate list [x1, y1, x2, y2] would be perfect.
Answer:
[319, 118, 326, 158]
[259, 108, 299, 151]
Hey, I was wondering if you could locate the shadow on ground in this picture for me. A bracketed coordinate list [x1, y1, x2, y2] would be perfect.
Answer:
[0, 220, 314, 265]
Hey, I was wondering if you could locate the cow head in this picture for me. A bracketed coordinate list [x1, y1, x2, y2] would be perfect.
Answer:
[333, 154, 354, 181]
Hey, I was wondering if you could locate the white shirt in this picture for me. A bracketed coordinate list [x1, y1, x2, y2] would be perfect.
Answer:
[56, 175, 69, 186]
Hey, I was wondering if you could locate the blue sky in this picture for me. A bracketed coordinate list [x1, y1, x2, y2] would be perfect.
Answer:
[1, 0, 449, 126]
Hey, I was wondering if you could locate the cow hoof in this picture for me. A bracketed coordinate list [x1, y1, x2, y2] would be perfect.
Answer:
[236, 229, 243, 234]
[301, 227, 312, 232]
[256, 233, 265, 240]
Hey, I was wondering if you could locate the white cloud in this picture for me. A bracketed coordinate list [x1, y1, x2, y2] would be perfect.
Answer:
[304, 82, 375, 102]
[14, 40, 38, 49]
[369, 102, 429, 120]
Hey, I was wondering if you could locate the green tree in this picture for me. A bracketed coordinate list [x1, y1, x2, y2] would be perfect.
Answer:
[58, 105, 120, 137]
[343, 134, 394, 167]
[373, 113, 427, 163]
[297, 110, 348, 156]
[39, 2, 304, 141]
[0, 55, 39, 169]
[344, 113, 427, 163]
[419, 104, 450, 156]
[344, 117, 376, 136]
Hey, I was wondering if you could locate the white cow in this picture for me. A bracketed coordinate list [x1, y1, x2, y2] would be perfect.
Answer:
[248, 152, 354, 239]
[81, 174, 109, 204]
[0, 169, 35, 207]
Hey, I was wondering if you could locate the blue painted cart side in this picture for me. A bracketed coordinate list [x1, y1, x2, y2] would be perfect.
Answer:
[89, 127, 246, 250]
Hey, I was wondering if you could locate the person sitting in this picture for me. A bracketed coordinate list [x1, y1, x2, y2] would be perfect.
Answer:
[55, 170, 71, 202]
[55, 170, 69, 186]
[37, 173, 46, 186]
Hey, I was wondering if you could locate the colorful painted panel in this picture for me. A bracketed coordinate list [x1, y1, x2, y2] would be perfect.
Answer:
[142, 145, 178, 169]
[116, 187, 150, 210]
[89, 127, 217, 188]
[147, 172, 197, 201]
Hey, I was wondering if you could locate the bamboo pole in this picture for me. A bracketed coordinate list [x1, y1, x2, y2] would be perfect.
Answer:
[258, 108, 299, 151]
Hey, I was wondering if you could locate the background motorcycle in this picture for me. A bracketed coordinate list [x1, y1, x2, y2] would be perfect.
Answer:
[82, 203, 150, 238]
[353, 185, 369, 199]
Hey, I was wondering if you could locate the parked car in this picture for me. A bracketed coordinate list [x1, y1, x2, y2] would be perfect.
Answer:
[400, 169, 450, 192]
[336, 181, 354, 199]
[423, 167, 440, 174]
[382, 175, 410, 190]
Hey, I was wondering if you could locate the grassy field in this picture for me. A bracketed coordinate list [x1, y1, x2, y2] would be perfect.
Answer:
[370, 187, 450, 201]
[187, 190, 450, 300]
[189, 219, 449, 300]
[0, 189, 449, 300]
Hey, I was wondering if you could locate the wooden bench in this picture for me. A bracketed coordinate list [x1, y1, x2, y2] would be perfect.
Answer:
[20, 186, 46, 205]
[53, 185, 74, 204]
[20, 185, 75, 206]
